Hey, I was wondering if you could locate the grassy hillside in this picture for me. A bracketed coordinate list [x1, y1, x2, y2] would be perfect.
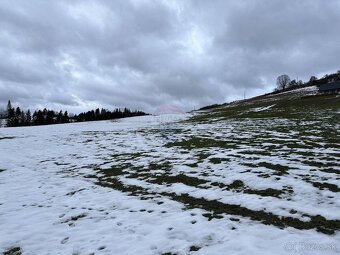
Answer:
[193, 87, 340, 123]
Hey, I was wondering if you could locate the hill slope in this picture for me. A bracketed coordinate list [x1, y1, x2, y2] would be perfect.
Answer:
[0, 89, 339, 255]
[194, 86, 339, 122]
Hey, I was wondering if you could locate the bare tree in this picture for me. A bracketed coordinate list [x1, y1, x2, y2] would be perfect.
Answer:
[276, 74, 291, 90]
[309, 76, 317, 84]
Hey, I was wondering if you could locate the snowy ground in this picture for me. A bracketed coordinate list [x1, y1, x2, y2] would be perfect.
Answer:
[0, 107, 339, 254]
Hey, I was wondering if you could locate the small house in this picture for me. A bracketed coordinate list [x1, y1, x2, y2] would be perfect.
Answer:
[318, 81, 340, 94]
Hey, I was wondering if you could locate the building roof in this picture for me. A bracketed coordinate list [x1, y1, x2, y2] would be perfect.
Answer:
[318, 81, 340, 91]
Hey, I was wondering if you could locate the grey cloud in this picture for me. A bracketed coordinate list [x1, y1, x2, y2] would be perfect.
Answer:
[0, 0, 339, 113]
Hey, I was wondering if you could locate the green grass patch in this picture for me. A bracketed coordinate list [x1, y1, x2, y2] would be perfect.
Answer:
[258, 162, 290, 176]
[149, 174, 207, 187]
[3, 247, 22, 255]
[166, 137, 235, 150]
[211, 180, 285, 198]
[312, 182, 340, 193]
[209, 157, 230, 164]
[0, 136, 16, 140]
[162, 192, 340, 235]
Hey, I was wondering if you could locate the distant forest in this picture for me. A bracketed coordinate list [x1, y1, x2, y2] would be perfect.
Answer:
[1, 101, 148, 128]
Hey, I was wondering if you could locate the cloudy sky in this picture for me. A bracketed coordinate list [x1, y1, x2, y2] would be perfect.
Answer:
[0, 0, 339, 113]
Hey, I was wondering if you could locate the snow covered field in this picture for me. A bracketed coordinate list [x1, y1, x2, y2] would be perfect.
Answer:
[1, 106, 339, 254]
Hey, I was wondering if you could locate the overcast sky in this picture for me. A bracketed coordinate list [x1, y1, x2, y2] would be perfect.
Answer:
[0, 0, 339, 113]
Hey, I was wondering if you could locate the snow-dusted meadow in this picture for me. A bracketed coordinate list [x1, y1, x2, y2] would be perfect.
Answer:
[1, 103, 339, 254]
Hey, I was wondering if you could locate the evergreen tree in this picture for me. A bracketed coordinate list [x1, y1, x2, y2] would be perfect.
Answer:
[42, 108, 48, 124]
[46, 110, 55, 125]
[95, 108, 100, 120]
[19, 110, 26, 125]
[6, 100, 15, 126]
[57, 110, 63, 123]
[62, 111, 69, 123]
[26, 110, 32, 126]
[6, 100, 13, 117]
[9, 107, 22, 127]
[34, 110, 44, 125]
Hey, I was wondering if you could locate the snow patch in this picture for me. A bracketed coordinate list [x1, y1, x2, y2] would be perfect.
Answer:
[250, 104, 276, 112]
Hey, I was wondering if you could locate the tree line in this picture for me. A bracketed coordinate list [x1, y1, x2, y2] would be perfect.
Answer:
[3, 100, 148, 128]
[74, 108, 147, 122]
[275, 70, 340, 92]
